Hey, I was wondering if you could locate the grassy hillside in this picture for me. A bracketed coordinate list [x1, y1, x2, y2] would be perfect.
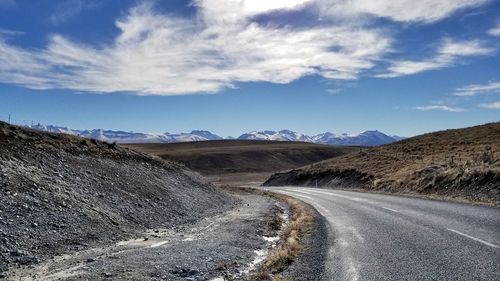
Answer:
[264, 123, 500, 205]
[125, 140, 358, 185]
[0, 122, 235, 273]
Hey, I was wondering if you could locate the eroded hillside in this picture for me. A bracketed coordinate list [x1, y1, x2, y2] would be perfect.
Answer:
[0, 122, 236, 274]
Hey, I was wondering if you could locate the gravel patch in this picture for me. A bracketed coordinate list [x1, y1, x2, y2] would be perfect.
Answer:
[7, 194, 278, 281]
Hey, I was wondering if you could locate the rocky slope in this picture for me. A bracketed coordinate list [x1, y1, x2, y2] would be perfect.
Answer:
[0, 121, 236, 275]
[264, 123, 500, 205]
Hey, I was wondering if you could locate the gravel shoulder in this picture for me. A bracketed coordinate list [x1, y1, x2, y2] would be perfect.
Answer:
[280, 206, 329, 281]
[7, 193, 281, 281]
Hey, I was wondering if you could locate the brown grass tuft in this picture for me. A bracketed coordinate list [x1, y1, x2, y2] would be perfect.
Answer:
[222, 186, 315, 281]
[263, 197, 313, 273]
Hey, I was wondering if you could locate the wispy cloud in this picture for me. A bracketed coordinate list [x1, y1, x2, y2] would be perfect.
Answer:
[0, 29, 23, 37]
[318, 0, 490, 23]
[454, 81, 500, 96]
[50, 0, 97, 24]
[0, 0, 493, 95]
[414, 105, 466, 112]
[488, 23, 500, 36]
[378, 39, 493, 78]
[478, 101, 500, 109]
[0, 1, 393, 95]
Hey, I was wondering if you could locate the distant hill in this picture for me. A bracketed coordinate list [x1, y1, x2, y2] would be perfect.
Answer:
[264, 123, 500, 205]
[125, 140, 358, 185]
[28, 123, 403, 146]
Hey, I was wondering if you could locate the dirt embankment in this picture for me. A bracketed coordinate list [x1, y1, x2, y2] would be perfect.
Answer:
[125, 140, 357, 185]
[264, 123, 500, 205]
[0, 122, 236, 275]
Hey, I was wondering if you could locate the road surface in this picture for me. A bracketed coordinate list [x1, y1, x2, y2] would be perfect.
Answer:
[264, 187, 500, 281]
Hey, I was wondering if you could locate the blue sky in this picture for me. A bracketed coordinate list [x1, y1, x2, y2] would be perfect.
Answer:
[0, 0, 499, 137]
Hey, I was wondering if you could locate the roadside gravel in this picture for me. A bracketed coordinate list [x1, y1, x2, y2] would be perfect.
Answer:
[7, 194, 279, 281]
[280, 207, 328, 281]
[0, 122, 236, 276]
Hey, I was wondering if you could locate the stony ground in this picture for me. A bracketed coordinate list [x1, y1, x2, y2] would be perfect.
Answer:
[0, 122, 237, 276]
[0, 122, 328, 281]
[6, 194, 280, 281]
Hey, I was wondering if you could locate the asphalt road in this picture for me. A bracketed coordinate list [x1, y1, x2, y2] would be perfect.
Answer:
[264, 187, 500, 281]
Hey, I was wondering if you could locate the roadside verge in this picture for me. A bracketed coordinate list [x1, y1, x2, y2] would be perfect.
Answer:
[219, 186, 328, 281]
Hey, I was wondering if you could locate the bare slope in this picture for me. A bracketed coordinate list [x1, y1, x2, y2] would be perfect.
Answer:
[0, 122, 235, 274]
[264, 123, 500, 205]
[125, 140, 357, 184]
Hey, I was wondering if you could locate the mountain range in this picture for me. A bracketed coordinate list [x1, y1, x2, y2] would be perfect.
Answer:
[29, 124, 404, 146]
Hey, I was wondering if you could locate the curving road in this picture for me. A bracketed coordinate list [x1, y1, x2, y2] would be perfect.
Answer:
[263, 187, 500, 281]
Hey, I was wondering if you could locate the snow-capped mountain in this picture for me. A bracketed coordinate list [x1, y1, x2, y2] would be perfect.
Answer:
[238, 130, 313, 142]
[313, 130, 398, 146]
[28, 123, 403, 146]
[78, 129, 163, 143]
[30, 124, 79, 135]
[311, 132, 337, 143]
[238, 130, 403, 146]
[29, 124, 223, 144]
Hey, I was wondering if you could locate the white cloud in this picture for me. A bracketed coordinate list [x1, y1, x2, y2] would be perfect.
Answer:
[454, 81, 500, 96]
[0, 0, 493, 95]
[0, 1, 392, 95]
[50, 0, 98, 24]
[488, 23, 500, 36]
[478, 101, 500, 109]
[438, 39, 492, 56]
[414, 105, 466, 112]
[318, 0, 489, 23]
[378, 39, 493, 78]
[243, 0, 311, 14]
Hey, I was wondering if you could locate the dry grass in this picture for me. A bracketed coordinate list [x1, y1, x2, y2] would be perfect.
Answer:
[265, 123, 500, 205]
[263, 197, 313, 273]
[220, 186, 314, 281]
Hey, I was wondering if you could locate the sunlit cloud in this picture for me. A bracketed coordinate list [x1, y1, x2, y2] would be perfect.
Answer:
[488, 23, 500, 36]
[0, 1, 393, 95]
[414, 105, 466, 112]
[0, 0, 493, 95]
[242, 0, 311, 14]
[454, 81, 500, 96]
[478, 101, 500, 109]
[378, 39, 493, 78]
[317, 0, 490, 23]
